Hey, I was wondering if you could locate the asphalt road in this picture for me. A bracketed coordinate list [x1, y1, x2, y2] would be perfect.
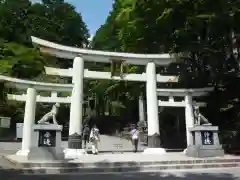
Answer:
[0, 168, 240, 180]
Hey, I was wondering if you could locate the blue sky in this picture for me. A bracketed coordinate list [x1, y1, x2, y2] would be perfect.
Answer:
[65, 0, 113, 37]
[31, 0, 113, 37]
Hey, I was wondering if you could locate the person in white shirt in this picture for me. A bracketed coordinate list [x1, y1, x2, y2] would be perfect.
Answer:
[89, 125, 100, 155]
[130, 125, 139, 153]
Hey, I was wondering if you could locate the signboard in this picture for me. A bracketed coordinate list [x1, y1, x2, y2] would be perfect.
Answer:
[201, 131, 214, 145]
[0, 116, 11, 128]
[38, 130, 56, 147]
[16, 123, 23, 139]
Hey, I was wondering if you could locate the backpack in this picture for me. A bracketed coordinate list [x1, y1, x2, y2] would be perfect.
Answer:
[90, 128, 99, 141]
[83, 126, 90, 135]
[132, 129, 139, 139]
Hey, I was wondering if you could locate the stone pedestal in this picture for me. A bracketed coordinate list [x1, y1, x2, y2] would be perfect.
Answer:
[143, 134, 166, 154]
[185, 125, 224, 158]
[27, 124, 64, 160]
[147, 133, 161, 148]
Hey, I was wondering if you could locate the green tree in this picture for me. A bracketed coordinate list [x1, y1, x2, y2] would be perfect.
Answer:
[29, 0, 90, 48]
[0, 0, 90, 127]
[0, 0, 32, 44]
[92, 0, 240, 138]
[0, 40, 45, 78]
[91, 1, 122, 51]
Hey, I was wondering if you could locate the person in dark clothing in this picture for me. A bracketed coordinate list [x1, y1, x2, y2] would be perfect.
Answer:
[82, 125, 90, 148]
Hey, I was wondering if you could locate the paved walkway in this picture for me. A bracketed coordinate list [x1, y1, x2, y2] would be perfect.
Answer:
[0, 135, 146, 155]
[84, 135, 145, 152]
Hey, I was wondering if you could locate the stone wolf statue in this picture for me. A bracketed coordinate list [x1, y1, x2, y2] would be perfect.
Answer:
[193, 105, 212, 125]
[38, 103, 60, 125]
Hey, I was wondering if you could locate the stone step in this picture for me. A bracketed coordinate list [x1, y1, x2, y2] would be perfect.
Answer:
[15, 162, 240, 174]
[5, 152, 240, 174]
[4, 155, 240, 174]
[18, 158, 240, 168]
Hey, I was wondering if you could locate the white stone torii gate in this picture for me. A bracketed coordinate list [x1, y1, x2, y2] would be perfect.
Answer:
[31, 36, 179, 157]
[0, 75, 72, 156]
[0, 35, 181, 158]
[0, 36, 214, 158]
[156, 88, 213, 148]
[45, 64, 177, 156]
[8, 84, 213, 150]
[1, 67, 177, 157]
[138, 87, 213, 149]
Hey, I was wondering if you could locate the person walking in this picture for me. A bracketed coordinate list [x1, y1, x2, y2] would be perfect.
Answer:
[82, 125, 90, 148]
[131, 125, 139, 153]
[89, 125, 100, 155]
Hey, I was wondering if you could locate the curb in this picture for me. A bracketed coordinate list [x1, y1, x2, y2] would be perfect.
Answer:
[18, 158, 240, 168]
[16, 162, 240, 174]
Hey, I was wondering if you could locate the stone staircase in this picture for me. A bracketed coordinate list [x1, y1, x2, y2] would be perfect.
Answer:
[5, 153, 240, 174]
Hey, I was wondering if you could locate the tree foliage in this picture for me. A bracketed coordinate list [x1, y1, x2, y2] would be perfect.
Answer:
[30, 0, 89, 47]
[0, 40, 45, 78]
[92, 0, 240, 139]
[0, 0, 89, 127]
